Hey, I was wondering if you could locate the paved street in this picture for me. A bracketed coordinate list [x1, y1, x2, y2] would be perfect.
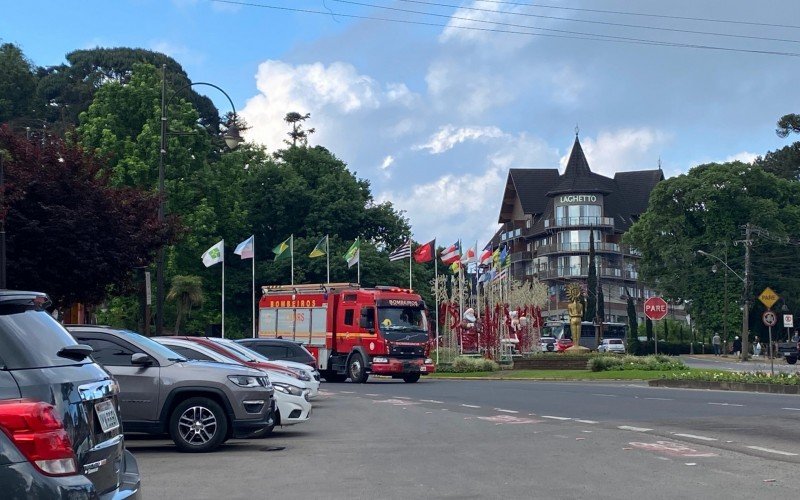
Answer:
[682, 354, 800, 374]
[131, 378, 799, 499]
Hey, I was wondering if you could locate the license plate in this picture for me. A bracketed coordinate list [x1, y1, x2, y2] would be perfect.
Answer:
[94, 400, 120, 433]
[420, 366, 427, 372]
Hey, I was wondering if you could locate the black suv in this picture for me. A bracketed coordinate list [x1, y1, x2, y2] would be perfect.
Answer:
[0, 291, 141, 499]
[237, 338, 317, 368]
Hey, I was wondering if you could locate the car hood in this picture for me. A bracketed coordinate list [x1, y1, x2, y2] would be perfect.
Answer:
[178, 359, 266, 377]
[269, 359, 315, 373]
[267, 371, 308, 389]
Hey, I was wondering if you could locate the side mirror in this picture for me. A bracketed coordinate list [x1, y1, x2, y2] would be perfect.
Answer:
[57, 344, 93, 361]
[131, 353, 155, 366]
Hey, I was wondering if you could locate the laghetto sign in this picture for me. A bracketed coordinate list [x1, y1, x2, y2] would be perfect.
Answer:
[558, 194, 599, 204]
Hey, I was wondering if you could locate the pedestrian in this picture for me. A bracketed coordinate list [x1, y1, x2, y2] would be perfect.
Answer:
[792, 330, 799, 343]
[753, 336, 762, 357]
[732, 336, 742, 359]
[712, 333, 721, 356]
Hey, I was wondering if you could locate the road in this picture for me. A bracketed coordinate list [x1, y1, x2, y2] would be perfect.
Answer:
[682, 354, 800, 374]
[130, 378, 799, 499]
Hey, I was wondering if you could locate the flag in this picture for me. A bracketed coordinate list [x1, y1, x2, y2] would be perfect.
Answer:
[440, 241, 461, 264]
[499, 245, 509, 267]
[344, 238, 360, 268]
[413, 239, 435, 263]
[234, 235, 254, 260]
[479, 243, 493, 266]
[478, 270, 493, 283]
[273, 236, 292, 261]
[491, 248, 500, 269]
[202, 240, 224, 267]
[450, 261, 461, 273]
[461, 244, 476, 264]
[309, 236, 327, 258]
[490, 268, 508, 283]
[388, 240, 411, 262]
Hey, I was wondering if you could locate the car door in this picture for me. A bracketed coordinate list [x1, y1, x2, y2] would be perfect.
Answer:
[72, 334, 161, 423]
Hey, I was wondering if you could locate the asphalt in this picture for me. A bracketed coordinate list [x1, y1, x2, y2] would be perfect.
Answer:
[681, 354, 800, 374]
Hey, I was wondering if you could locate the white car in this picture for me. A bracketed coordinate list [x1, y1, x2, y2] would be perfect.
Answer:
[540, 336, 556, 352]
[597, 338, 626, 354]
[223, 341, 320, 399]
[155, 338, 312, 427]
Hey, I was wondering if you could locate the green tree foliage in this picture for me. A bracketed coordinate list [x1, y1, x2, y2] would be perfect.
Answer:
[167, 275, 204, 334]
[645, 317, 653, 341]
[0, 126, 171, 306]
[0, 43, 39, 123]
[625, 161, 800, 337]
[283, 112, 315, 147]
[755, 143, 800, 181]
[585, 230, 596, 322]
[776, 113, 800, 139]
[626, 295, 639, 351]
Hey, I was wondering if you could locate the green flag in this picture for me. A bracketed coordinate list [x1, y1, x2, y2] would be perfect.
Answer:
[343, 238, 360, 268]
[272, 235, 292, 261]
[309, 235, 327, 258]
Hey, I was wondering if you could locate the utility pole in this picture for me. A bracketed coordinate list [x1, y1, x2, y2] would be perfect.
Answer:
[740, 224, 753, 360]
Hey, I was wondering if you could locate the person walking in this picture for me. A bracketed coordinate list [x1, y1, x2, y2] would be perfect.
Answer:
[753, 336, 762, 357]
[712, 333, 721, 356]
[732, 336, 742, 359]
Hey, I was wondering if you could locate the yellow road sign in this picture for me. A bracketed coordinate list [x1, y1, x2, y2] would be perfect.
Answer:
[758, 287, 779, 309]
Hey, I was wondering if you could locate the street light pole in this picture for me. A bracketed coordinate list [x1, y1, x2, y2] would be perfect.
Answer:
[697, 247, 749, 360]
[155, 65, 243, 336]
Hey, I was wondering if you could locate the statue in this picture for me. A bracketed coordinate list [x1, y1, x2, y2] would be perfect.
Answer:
[566, 283, 585, 350]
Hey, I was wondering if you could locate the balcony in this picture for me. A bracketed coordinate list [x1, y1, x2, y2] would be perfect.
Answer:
[510, 251, 532, 263]
[544, 216, 614, 231]
[537, 242, 619, 256]
[534, 267, 640, 280]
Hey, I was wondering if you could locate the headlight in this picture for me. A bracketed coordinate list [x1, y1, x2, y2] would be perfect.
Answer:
[424, 358, 434, 364]
[273, 382, 305, 397]
[294, 369, 311, 382]
[228, 375, 262, 388]
[372, 357, 389, 363]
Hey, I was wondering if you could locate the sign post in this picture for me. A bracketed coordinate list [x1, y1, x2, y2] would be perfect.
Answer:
[783, 314, 793, 342]
[762, 310, 777, 375]
[644, 297, 668, 355]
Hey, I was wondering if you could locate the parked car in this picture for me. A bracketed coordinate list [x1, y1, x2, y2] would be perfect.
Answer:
[65, 325, 275, 452]
[237, 338, 317, 369]
[597, 338, 626, 354]
[0, 291, 140, 499]
[155, 338, 311, 430]
[178, 337, 320, 399]
[555, 337, 574, 352]
[540, 336, 556, 352]
[777, 340, 799, 365]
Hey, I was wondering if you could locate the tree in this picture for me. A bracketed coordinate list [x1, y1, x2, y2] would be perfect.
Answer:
[776, 113, 800, 138]
[283, 112, 315, 147]
[626, 294, 639, 352]
[0, 43, 40, 123]
[0, 125, 172, 307]
[755, 143, 800, 181]
[646, 317, 653, 342]
[167, 275, 204, 334]
[585, 230, 597, 322]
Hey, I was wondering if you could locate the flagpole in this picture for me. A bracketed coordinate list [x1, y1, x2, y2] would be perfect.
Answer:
[290, 234, 294, 286]
[435, 251, 439, 366]
[408, 239, 412, 290]
[326, 235, 330, 284]
[251, 237, 256, 339]
[357, 238, 361, 285]
[221, 239, 225, 339]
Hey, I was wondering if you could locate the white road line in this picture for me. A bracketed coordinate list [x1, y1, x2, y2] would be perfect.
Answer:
[494, 408, 519, 414]
[365, 393, 379, 397]
[340, 391, 355, 394]
[575, 419, 599, 424]
[645, 397, 673, 401]
[618, 425, 652, 432]
[708, 402, 744, 407]
[746, 446, 799, 457]
[782, 407, 800, 411]
[461, 404, 481, 408]
[673, 433, 718, 442]
[394, 396, 412, 400]
[592, 393, 618, 397]
[420, 399, 444, 404]
[541, 416, 572, 421]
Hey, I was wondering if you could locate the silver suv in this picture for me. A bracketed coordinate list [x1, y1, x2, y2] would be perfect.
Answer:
[66, 325, 275, 453]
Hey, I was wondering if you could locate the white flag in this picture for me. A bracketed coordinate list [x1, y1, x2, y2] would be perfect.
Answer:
[202, 240, 224, 267]
[234, 235, 254, 260]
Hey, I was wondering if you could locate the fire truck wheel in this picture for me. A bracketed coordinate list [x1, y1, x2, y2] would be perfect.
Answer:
[402, 373, 421, 383]
[348, 353, 368, 383]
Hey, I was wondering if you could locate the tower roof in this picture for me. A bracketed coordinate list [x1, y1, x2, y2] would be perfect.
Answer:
[547, 136, 615, 196]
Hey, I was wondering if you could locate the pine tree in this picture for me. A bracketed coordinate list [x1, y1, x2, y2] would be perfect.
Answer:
[585, 231, 597, 321]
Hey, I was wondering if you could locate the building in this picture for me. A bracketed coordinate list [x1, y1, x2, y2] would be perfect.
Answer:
[494, 134, 669, 326]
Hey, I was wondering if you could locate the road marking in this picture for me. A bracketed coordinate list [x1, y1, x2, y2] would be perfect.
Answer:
[394, 396, 412, 400]
[461, 404, 481, 408]
[673, 433, 717, 442]
[575, 419, 598, 424]
[494, 408, 519, 414]
[592, 393, 618, 397]
[781, 407, 800, 411]
[618, 426, 652, 432]
[645, 397, 673, 401]
[340, 391, 355, 394]
[420, 399, 444, 404]
[365, 393, 380, 396]
[708, 402, 744, 407]
[746, 446, 798, 457]
[478, 415, 541, 425]
[630, 441, 717, 458]
[541, 415, 572, 421]
[374, 399, 420, 406]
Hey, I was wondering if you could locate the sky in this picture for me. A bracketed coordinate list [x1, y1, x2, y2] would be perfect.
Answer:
[3, 0, 800, 250]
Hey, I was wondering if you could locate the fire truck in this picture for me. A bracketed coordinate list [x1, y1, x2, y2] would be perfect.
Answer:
[258, 283, 435, 383]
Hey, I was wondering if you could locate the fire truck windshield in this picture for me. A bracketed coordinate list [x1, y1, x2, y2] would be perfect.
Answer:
[378, 307, 428, 342]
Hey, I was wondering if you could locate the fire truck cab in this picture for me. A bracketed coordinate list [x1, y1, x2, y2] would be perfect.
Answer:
[258, 283, 435, 383]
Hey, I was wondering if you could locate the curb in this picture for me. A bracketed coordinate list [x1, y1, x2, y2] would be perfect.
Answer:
[648, 379, 800, 394]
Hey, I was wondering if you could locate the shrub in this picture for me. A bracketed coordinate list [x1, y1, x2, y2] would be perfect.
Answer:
[438, 356, 500, 373]
[588, 354, 687, 372]
[667, 370, 800, 385]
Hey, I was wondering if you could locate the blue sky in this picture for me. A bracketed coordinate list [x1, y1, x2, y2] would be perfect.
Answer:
[3, 0, 800, 249]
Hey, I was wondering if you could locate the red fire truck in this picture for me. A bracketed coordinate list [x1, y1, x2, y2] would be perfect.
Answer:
[258, 283, 435, 383]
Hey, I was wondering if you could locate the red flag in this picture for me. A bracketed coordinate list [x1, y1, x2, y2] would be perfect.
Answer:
[413, 239, 435, 263]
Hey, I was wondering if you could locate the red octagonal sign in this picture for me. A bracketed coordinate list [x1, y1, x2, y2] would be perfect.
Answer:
[644, 297, 668, 321]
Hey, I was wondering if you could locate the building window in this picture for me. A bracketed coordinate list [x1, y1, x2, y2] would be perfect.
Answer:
[555, 204, 602, 225]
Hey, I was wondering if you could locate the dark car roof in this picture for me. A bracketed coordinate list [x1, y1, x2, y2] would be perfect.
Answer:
[238, 338, 304, 346]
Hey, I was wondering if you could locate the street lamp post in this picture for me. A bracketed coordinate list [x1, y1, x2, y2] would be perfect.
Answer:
[155, 64, 243, 336]
[697, 249, 747, 359]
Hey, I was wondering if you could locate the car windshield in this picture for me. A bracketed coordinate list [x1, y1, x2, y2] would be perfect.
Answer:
[377, 307, 428, 342]
[215, 339, 266, 362]
[542, 325, 564, 338]
[0, 309, 90, 369]
[119, 330, 187, 361]
[608, 339, 623, 344]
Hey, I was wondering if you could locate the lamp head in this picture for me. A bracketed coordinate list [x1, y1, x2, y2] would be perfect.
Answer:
[223, 123, 243, 150]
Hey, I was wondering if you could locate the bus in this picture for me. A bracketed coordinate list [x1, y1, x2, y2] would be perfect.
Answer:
[542, 321, 627, 350]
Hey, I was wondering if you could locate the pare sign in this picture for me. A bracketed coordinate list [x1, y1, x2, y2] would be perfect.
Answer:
[644, 297, 668, 321]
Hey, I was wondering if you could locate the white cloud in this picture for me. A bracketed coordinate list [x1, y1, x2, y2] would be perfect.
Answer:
[149, 40, 205, 66]
[724, 151, 757, 164]
[560, 128, 671, 176]
[380, 155, 395, 170]
[414, 125, 505, 154]
[425, 62, 512, 116]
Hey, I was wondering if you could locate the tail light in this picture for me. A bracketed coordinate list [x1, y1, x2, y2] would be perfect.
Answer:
[0, 399, 78, 476]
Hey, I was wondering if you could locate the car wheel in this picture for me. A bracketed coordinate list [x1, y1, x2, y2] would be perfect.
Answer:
[348, 353, 368, 383]
[169, 397, 228, 452]
[787, 356, 797, 365]
[403, 373, 421, 383]
[247, 408, 277, 439]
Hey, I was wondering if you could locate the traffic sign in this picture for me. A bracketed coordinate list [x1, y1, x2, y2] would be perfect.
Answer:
[758, 287, 779, 309]
[762, 310, 777, 327]
[784, 314, 794, 328]
[644, 297, 668, 321]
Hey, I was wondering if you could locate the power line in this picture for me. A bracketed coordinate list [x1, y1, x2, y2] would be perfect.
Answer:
[396, 0, 800, 44]
[209, 0, 800, 57]
[471, 0, 800, 30]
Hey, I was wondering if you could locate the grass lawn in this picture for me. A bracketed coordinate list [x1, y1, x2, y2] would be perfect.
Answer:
[430, 368, 718, 381]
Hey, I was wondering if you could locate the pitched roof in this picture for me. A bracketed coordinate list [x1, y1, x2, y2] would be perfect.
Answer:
[547, 137, 615, 196]
[498, 168, 560, 223]
[605, 169, 664, 231]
